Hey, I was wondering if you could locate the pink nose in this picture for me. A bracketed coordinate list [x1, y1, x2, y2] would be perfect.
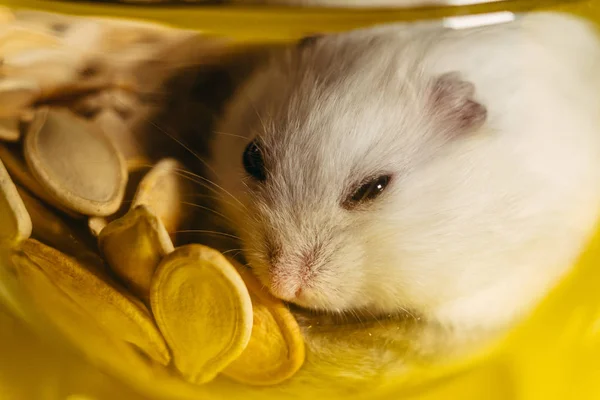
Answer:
[269, 275, 303, 302]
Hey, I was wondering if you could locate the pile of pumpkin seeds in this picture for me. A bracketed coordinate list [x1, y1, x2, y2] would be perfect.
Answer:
[0, 7, 304, 389]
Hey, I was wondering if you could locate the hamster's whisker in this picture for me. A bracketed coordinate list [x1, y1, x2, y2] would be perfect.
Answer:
[244, 93, 269, 135]
[398, 306, 419, 322]
[221, 249, 242, 258]
[211, 196, 245, 215]
[175, 230, 241, 241]
[185, 192, 230, 202]
[131, 164, 227, 205]
[345, 308, 358, 322]
[170, 173, 246, 216]
[364, 308, 385, 328]
[180, 201, 235, 224]
[241, 179, 252, 193]
[169, 171, 232, 202]
[172, 168, 248, 212]
[222, 248, 243, 255]
[213, 130, 248, 141]
[148, 120, 220, 178]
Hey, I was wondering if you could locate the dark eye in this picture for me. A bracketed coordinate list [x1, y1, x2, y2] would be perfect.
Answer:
[243, 140, 266, 181]
[343, 175, 392, 209]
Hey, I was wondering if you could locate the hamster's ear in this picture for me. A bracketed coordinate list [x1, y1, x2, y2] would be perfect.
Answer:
[297, 34, 324, 49]
[429, 72, 487, 134]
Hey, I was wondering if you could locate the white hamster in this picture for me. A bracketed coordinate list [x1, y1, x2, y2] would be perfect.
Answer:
[211, 12, 600, 340]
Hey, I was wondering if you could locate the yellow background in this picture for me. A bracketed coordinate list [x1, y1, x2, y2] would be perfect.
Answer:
[1, 1, 600, 399]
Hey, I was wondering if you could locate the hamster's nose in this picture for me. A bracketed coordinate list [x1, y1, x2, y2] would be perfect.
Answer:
[268, 273, 303, 302]
[265, 246, 317, 302]
[267, 260, 310, 302]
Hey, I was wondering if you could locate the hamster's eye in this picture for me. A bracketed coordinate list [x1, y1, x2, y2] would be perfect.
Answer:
[243, 140, 266, 181]
[343, 175, 391, 209]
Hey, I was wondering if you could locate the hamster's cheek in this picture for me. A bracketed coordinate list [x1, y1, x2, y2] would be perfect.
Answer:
[352, 222, 421, 315]
[348, 196, 471, 315]
[294, 243, 371, 311]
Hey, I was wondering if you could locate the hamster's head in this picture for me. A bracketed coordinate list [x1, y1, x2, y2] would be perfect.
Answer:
[212, 34, 492, 317]
[211, 32, 593, 324]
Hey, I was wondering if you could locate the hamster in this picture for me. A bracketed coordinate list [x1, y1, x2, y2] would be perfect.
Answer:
[210, 12, 600, 344]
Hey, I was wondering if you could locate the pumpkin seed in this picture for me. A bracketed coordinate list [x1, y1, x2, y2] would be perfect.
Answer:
[150, 244, 253, 385]
[0, 158, 31, 247]
[0, 24, 60, 57]
[94, 109, 144, 162]
[88, 162, 151, 238]
[88, 217, 108, 238]
[132, 158, 192, 238]
[2, 47, 89, 97]
[11, 251, 163, 382]
[13, 10, 75, 34]
[0, 117, 21, 142]
[0, 79, 40, 118]
[223, 258, 305, 385]
[24, 108, 128, 216]
[14, 239, 171, 365]
[99, 205, 174, 300]
[16, 185, 93, 258]
[0, 142, 80, 217]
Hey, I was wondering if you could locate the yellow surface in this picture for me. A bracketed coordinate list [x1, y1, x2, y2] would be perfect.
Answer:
[1, 1, 600, 399]
[0, 0, 595, 42]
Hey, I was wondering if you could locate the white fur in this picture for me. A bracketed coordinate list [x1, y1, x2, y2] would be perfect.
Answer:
[211, 12, 600, 334]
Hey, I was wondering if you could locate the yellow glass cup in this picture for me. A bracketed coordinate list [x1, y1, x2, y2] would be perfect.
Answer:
[0, 1, 599, 399]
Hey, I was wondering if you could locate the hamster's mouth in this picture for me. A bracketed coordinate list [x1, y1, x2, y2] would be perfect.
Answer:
[245, 261, 422, 323]
[285, 302, 426, 327]
[241, 250, 419, 323]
